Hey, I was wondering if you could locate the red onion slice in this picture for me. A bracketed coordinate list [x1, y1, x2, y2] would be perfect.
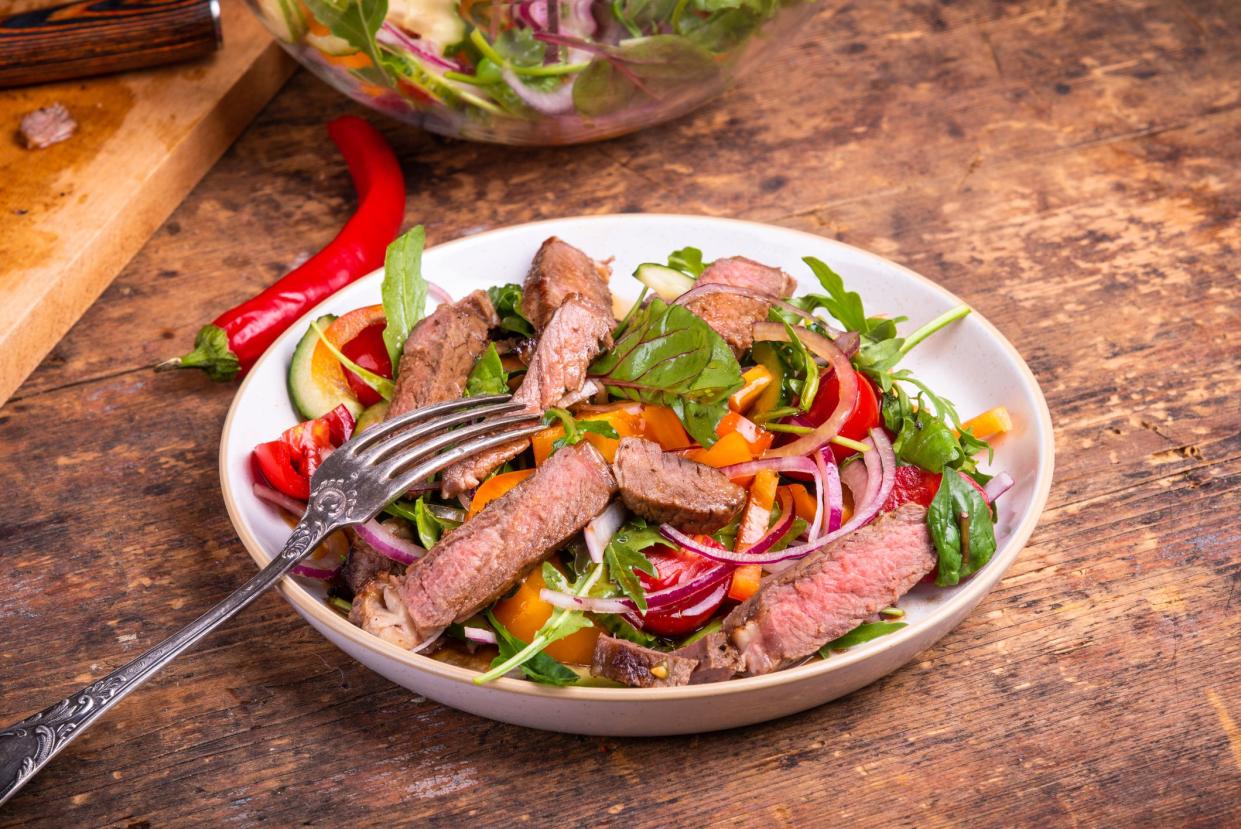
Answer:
[501, 67, 575, 115]
[584, 501, 626, 564]
[983, 472, 1013, 502]
[291, 563, 340, 580]
[814, 448, 844, 538]
[719, 456, 817, 480]
[462, 626, 497, 645]
[753, 322, 859, 459]
[253, 482, 306, 516]
[661, 488, 795, 565]
[661, 429, 896, 565]
[539, 589, 632, 614]
[354, 518, 427, 566]
[426, 280, 452, 305]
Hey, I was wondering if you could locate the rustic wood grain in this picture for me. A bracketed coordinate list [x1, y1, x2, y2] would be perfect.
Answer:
[0, 0, 293, 406]
[0, 0, 1238, 826]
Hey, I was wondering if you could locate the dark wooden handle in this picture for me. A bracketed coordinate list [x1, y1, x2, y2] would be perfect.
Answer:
[0, 0, 222, 89]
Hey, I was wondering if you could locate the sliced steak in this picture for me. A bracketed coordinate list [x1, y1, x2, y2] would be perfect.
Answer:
[20, 102, 76, 149]
[677, 631, 745, 684]
[684, 256, 796, 356]
[612, 437, 746, 533]
[401, 441, 617, 644]
[439, 295, 613, 496]
[590, 635, 697, 688]
[350, 573, 420, 650]
[387, 290, 498, 419]
[521, 237, 613, 332]
[342, 520, 411, 596]
[725, 503, 935, 675]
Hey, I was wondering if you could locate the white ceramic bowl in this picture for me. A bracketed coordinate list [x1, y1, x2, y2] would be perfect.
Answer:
[220, 214, 1054, 736]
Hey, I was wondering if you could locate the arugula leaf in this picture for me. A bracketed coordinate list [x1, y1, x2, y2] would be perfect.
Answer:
[818, 621, 907, 657]
[381, 226, 428, 371]
[667, 246, 706, 277]
[301, 0, 388, 79]
[542, 408, 622, 457]
[603, 519, 660, 612]
[573, 36, 719, 118]
[591, 297, 743, 446]
[484, 610, 579, 685]
[465, 342, 508, 397]
[782, 321, 820, 413]
[486, 283, 536, 337]
[412, 496, 445, 548]
[927, 470, 997, 586]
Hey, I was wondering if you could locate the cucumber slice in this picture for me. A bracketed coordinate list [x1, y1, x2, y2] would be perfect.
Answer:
[355, 400, 390, 433]
[288, 314, 362, 420]
[634, 263, 696, 302]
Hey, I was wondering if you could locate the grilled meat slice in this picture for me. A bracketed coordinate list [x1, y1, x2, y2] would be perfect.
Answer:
[350, 573, 420, 650]
[684, 256, 796, 356]
[401, 442, 617, 644]
[439, 295, 613, 496]
[612, 437, 746, 533]
[590, 635, 697, 688]
[387, 290, 498, 419]
[520, 237, 613, 332]
[724, 503, 935, 675]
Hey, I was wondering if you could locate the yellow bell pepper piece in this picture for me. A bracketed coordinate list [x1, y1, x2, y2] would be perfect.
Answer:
[467, 469, 534, 519]
[640, 404, 692, 451]
[491, 565, 600, 665]
[956, 406, 1013, 442]
[531, 403, 644, 465]
[729, 365, 774, 413]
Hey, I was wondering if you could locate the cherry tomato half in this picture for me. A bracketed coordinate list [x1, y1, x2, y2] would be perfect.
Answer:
[806, 370, 881, 461]
[252, 404, 355, 500]
[629, 542, 729, 637]
[882, 465, 990, 513]
[341, 322, 393, 407]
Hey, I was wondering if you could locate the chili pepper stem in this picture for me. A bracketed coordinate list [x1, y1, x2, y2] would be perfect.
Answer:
[154, 324, 241, 381]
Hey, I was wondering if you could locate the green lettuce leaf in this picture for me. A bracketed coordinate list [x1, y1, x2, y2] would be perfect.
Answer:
[380, 226, 428, 371]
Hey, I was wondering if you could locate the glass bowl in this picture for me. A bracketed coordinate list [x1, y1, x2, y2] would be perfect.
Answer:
[245, 0, 819, 145]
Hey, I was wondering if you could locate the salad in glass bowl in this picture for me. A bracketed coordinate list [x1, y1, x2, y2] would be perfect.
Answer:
[246, 0, 819, 144]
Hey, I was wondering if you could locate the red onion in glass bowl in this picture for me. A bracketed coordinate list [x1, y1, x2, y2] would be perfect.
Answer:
[244, 0, 822, 145]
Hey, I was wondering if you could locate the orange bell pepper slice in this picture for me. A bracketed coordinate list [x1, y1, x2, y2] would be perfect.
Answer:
[685, 431, 753, 471]
[955, 406, 1013, 442]
[728, 470, 780, 602]
[491, 565, 599, 665]
[531, 403, 643, 465]
[716, 411, 774, 456]
[780, 484, 819, 524]
[729, 365, 774, 413]
[467, 468, 535, 519]
[308, 304, 386, 413]
[640, 405, 692, 451]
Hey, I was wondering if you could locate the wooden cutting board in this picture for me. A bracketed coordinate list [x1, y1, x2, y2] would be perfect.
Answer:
[0, 0, 295, 405]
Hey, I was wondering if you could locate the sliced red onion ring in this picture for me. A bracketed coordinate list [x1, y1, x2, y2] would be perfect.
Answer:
[377, 23, 458, 71]
[539, 589, 632, 614]
[253, 482, 306, 516]
[426, 280, 452, 305]
[585, 501, 626, 564]
[983, 472, 1014, 502]
[501, 67, 575, 115]
[663, 429, 896, 565]
[661, 489, 795, 565]
[462, 626, 497, 645]
[719, 455, 817, 480]
[815, 448, 844, 537]
[354, 518, 427, 566]
[291, 563, 340, 580]
[753, 322, 859, 459]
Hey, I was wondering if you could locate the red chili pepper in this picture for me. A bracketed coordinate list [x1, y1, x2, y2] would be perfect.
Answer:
[157, 116, 405, 380]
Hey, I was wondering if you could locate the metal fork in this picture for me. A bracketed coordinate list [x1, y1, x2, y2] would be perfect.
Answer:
[0, 394, 544, 806]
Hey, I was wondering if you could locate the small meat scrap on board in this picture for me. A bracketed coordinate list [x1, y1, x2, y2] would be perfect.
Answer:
[399, 441, 617, 645]
[591, 635, 697, 688]
[725, 502, 935, 675]
[590, 503, 935, 687]
[520, 237, 613, 332]
[684, 256, 796, 356]
[612, 436, 746, 533]
[20, 102, 77, 149]
[439, 295, 613, 496]
[386, 289, 498, 419]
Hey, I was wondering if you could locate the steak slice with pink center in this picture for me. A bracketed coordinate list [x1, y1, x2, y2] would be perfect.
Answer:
[612, 436, 746, 533]
[684, 256, 796, 356]
[520, 237, 614, 332]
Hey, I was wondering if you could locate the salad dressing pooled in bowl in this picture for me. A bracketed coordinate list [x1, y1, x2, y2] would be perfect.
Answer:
[246, 0, 822, 145]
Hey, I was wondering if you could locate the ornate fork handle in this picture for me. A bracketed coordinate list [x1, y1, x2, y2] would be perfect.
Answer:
[0, 509, 337, 806]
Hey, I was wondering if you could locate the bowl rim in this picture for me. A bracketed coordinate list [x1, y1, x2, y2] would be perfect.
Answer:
[219, 213, 1055, 702]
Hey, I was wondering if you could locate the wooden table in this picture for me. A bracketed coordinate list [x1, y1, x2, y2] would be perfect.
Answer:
[2, 1, 1237, 825]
